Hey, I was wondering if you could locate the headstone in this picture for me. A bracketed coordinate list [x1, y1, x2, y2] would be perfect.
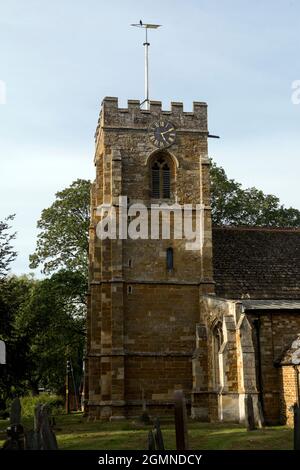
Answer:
[10, 398, 21, 426]
[0, 340, 6, 364]
[25, 403, 58, 450]
[25, 429, 38, 450]
[294, 404, 300, 450]
[33, 404, 43, 449]
[39, 405, 58, 450]
[2, 397, 58, 450]
[148, 430, 155, 451]
[245, 394, 256, 431]
[2, 424, 25, 450]
[147, 418, 165, 450]
[153, 418, 164, 450]
[257, 400, 264, 428]
[1, 398, 25, 450]
[174, 390, 189, 450]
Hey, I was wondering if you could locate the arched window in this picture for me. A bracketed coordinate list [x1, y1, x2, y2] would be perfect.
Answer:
[151, 155, 171, 199]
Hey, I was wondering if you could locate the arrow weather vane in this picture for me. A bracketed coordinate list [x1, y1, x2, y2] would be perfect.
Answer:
[131, 20, 161, 110]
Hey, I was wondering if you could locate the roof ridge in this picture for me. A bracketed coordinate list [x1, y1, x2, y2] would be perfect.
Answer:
[212, 226, 300, 232]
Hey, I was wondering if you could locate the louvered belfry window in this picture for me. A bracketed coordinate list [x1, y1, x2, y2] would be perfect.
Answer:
[151, 155, 171, 199]
[162, 164, 170, 198]
[151, 162, 160, 198]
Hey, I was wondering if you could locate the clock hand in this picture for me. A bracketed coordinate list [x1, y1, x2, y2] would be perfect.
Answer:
[161, 128, 174, 135]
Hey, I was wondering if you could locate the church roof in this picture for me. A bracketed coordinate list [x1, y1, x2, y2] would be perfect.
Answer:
[241, 300, 300, 310]
[277, 334, 300, 366]
[212, 226, 300, 300]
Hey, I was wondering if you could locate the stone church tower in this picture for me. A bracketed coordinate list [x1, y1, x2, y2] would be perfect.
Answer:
[86, 96, 300, 426]
[86, 97, 214, 419]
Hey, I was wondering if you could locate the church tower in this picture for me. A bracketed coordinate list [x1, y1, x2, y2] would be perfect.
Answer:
[86, 97, 214, 419]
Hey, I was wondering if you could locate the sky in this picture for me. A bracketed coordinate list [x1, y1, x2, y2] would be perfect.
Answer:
[1, 0, 300, 275]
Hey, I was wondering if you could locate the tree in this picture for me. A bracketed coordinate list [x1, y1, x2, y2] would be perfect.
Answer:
[13, 271, 85, 394]
[0, 214, 17, 278]
[29, 179, 90, 277]
[27, 180, 90, 397]
[0, 275, 36, 401]
[210, 160, 300, 227]
[0, 272, 85, 400]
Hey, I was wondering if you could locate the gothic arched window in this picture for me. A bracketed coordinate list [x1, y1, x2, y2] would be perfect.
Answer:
[151, 155, 171, 199]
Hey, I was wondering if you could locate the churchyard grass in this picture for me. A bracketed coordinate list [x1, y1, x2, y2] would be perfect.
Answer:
[0, 412, 293, 450]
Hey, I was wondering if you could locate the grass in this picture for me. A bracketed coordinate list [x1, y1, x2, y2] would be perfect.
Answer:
[0, 412, 293, 450]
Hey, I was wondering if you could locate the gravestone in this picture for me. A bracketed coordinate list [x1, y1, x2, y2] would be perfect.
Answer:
[2, 424, 25, 450]
[25, 429, 39, 450]
[28, 404, 58, 450]
[39, 405, 58, 450]
[0, 340, 6, 364]
[2, 398, 24, 450]
[244, 394, 256, 431]
[148, 430, 155, 451]
[174, 390, 189, 450]
[153, 418, 164, 450]
[10, 398, 21, 425]
[294, 404, 300, 450]
[3, 399, 58, 450]
[257, 400, 264, 428]
[147, 418, 165, 450]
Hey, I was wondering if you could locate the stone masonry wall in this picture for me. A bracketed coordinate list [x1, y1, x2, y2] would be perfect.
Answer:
[86, 97, 214, 419]
[248, 311, 300, 424]
[279, 366, 298, 426]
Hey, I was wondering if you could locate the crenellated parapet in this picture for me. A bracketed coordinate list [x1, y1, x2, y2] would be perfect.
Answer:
[95, 97, 208, 142]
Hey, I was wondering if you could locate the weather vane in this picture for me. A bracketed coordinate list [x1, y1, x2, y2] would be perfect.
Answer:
[131, 20, 161, 110]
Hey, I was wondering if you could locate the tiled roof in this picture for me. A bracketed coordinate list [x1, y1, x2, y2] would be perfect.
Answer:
[212, 227, 300, 300]
[277, 334, 300, 365]
[241, 300, 300, 310]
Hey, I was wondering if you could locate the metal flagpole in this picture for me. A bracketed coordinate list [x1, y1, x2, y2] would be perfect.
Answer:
[144, 27, 149, 110]
[131, 21, 161, 110]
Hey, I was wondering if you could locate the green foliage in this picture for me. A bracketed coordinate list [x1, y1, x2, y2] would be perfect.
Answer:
[13, 271, 85, 394]
[0, 275, 36, 401]
[0, 214, 17, 278]
[210, 160, 300, 227]
[1, 182, 89, 402]
[29, 179, 90, 276]
[0, 273, 85, 402]
[20, 395, 64, 418]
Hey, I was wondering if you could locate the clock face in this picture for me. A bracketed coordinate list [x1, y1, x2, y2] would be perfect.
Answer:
[149, 119, 176, 148]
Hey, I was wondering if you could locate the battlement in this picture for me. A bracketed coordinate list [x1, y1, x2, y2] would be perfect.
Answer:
[101, 96, 207, 113]
[95, 97, 208, 142]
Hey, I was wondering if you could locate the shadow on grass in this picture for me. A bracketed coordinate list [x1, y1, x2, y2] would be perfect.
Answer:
[0, 413, 293, 450]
